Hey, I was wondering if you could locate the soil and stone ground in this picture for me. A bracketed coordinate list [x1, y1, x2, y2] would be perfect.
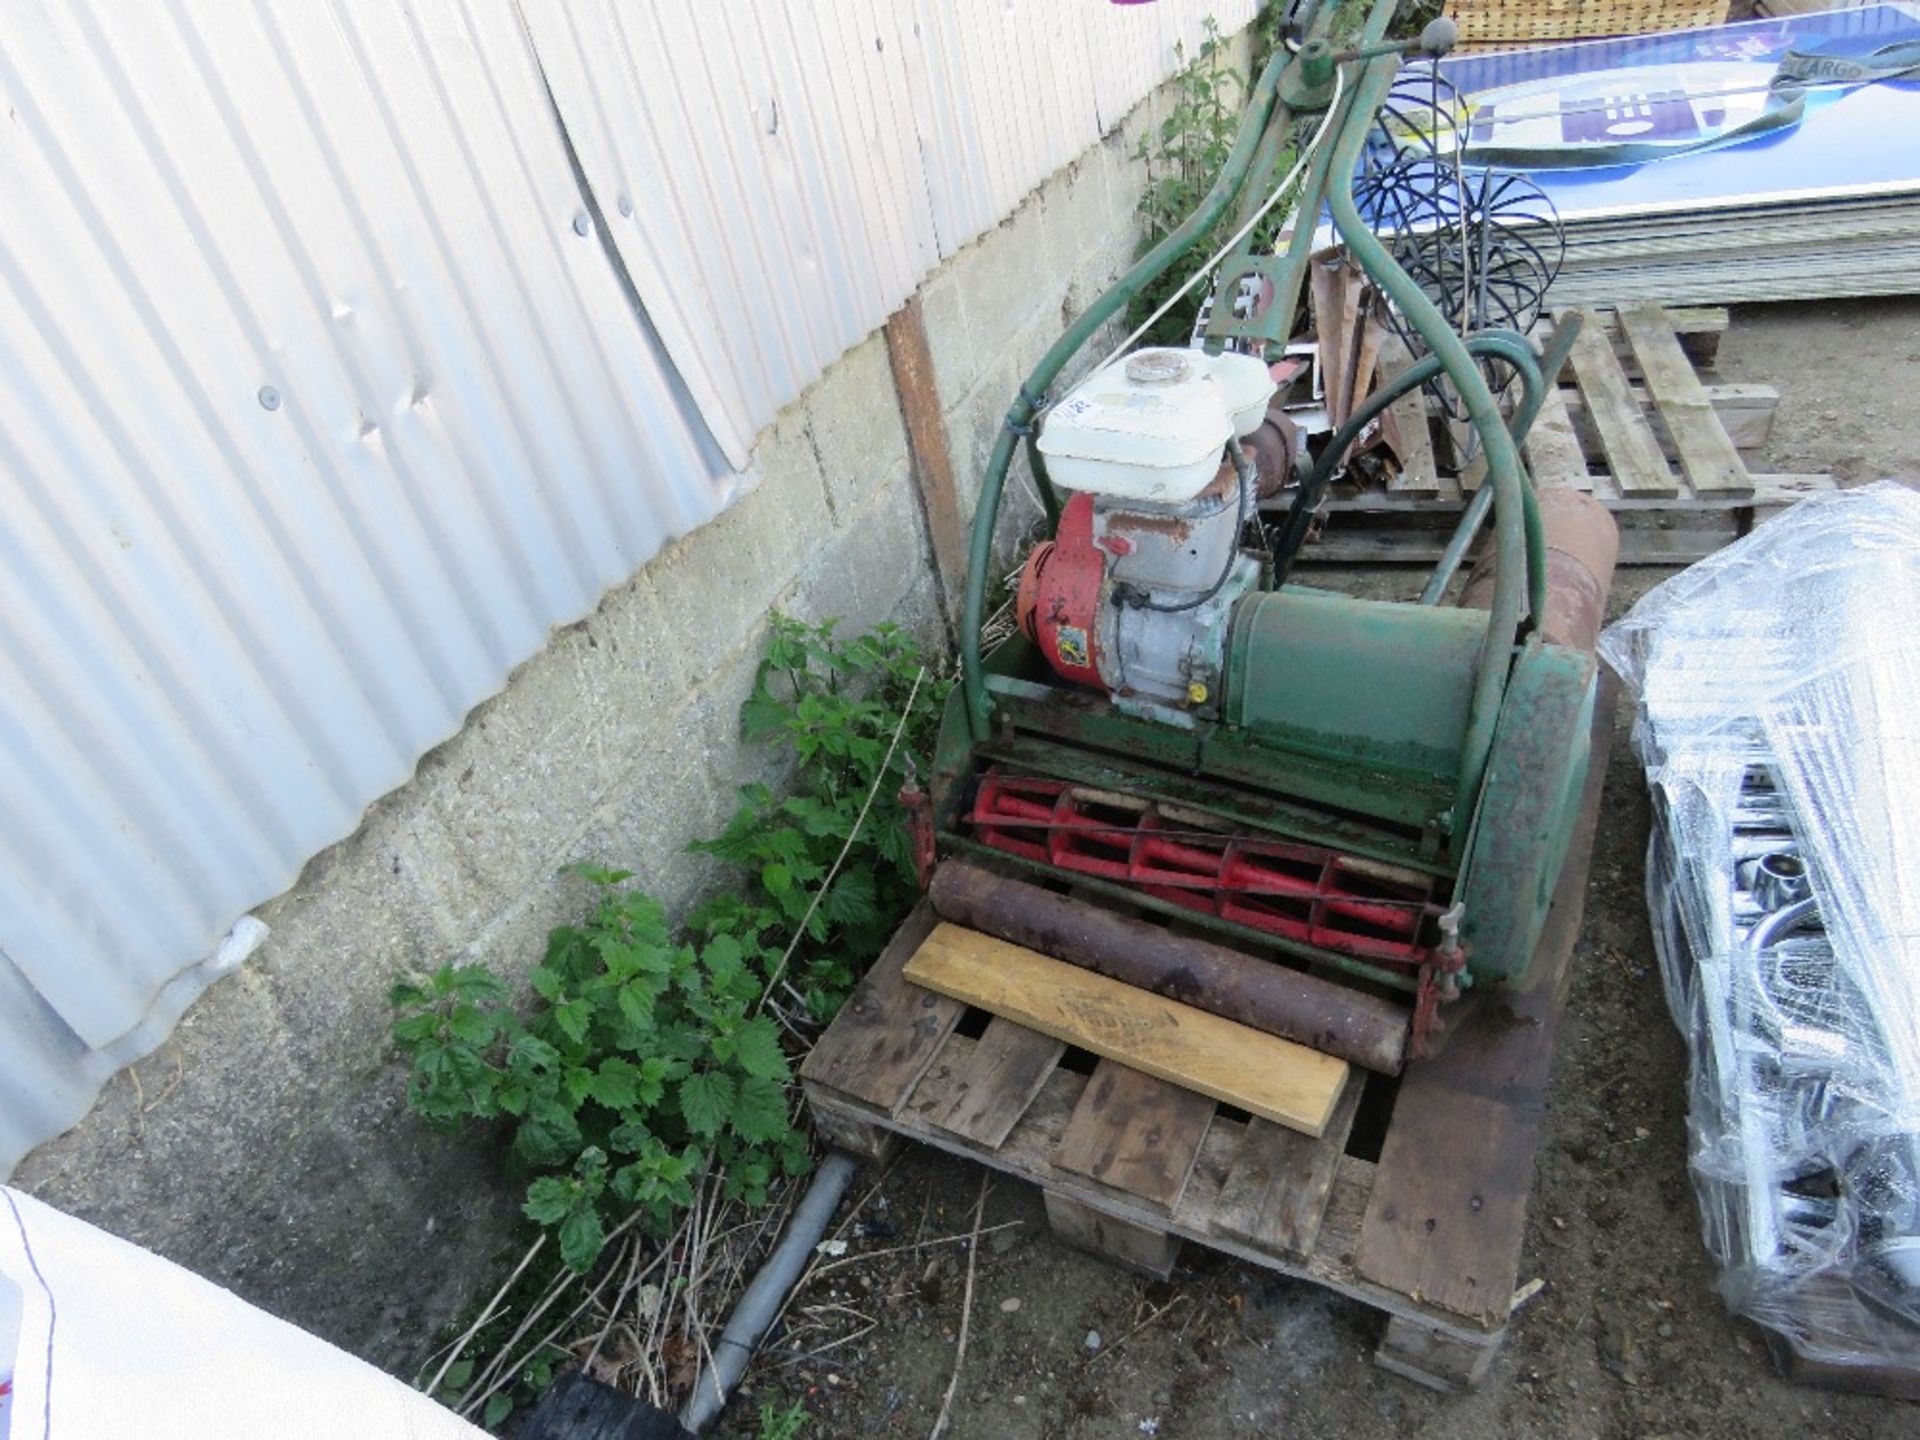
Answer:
[726, 297, 1920, 1439]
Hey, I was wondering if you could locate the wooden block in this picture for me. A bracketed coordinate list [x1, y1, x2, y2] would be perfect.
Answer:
[1354, 677, 1618, 1326]
[1618, 301, 1751, 495]
[1054, 1060, 1216, 1213]
[1375, 1314, 1502, 1392]
[902, 922, 1350, 1136]
[809, 1104, 900, 1166]
[1377, 338, 1440, 496]
[1699, 383, 1778, 451]
[1523, 384, 1590, 490]
[1565, 311, 1678, 496]
[1212, 1071, 1366, 1258]
[909, 1016, 1065, 1148]
[1044, 1191, 1183, 1279]
[799, 902, 962, 1112]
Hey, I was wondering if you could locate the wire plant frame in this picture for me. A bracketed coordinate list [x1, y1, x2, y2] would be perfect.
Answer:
[1356, 64, 1567, 423]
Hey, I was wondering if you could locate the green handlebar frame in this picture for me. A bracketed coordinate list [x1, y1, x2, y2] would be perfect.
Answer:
[954, 0, 1545, 836]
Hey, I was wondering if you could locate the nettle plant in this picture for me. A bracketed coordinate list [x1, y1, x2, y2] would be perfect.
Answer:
[1130, 18, 1246, 346]
[689, 614, 937, 1015]
[390, 615, 946, 1274]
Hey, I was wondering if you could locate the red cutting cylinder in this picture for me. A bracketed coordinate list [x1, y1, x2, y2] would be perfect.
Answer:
[969, 770, 1444, 971]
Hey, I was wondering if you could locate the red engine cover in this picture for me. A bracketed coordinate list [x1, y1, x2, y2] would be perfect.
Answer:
[1015, 491, 1104, 689]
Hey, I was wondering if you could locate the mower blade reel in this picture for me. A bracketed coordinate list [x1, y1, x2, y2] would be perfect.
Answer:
[929, 858, 1410, 1073]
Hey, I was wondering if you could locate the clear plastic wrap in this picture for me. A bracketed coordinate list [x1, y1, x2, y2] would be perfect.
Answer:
[1600, 481, 1920, 1378]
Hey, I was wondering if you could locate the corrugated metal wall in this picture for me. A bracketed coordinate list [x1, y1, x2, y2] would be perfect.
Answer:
[0, 0, 736, 1174]
[1, 0, 1258, 1173]
[532, 0, 1259, 464]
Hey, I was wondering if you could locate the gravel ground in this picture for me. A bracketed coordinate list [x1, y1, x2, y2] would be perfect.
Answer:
[729, 297, 1920, 1440]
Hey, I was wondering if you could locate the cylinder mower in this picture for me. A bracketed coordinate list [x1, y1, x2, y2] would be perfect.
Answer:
[916, 0, 1617, 1065]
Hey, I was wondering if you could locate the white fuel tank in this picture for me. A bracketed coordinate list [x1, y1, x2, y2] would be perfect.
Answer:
[1037, 348, 1276, 504]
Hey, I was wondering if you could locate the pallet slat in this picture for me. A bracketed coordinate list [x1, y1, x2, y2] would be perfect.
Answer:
[1565, 310, 1680, 496]
[902, 922, 1349, 1136]
[1379, 338, 1441, 496]
[797, 902, 960, 1112]
[1212, 1072, 1365, 1257]
[909, 1015, 1064, 1148]
[1523, 383, 1590, 490]
[1617, 301, 1752, 495]
[1055, 1060, 1216, 1214]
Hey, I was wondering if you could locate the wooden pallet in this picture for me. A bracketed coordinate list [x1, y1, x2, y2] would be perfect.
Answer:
[1443, 0, 1727, 47]
[801, 682, 1619, 1391]
[1292, 303, 1838, 566]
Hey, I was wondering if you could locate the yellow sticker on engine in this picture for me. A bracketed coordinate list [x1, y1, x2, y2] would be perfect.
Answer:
[1056, 625, 1088, 669]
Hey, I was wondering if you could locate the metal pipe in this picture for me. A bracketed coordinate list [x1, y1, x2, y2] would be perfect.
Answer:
[1270, 330, 1545, 589]
[1420, 314, 1584, 606]
[1323, 53, 1537, 820]
[930, 860, 1409, 1072]
[679, 1152, 859, 1433]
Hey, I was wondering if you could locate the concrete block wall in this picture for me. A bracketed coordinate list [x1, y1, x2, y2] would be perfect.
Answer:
[14, 34, 1248, 1371]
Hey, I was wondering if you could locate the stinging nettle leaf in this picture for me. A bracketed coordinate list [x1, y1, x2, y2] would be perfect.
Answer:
[678, 1071, 736, 1138]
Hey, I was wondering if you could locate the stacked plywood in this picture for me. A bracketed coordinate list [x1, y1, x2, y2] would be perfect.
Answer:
[1436, 5, 1920, 305]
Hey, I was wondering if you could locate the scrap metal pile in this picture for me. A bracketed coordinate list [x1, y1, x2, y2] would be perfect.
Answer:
[1602, 482, 1920, 1376]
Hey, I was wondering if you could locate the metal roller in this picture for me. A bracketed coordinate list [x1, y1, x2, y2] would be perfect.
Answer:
[928, 859, 1409, 1073]
[1460, 487, 1620, 655]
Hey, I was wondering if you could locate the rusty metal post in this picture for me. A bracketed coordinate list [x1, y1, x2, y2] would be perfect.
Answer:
[928, 859, 1409, 1073]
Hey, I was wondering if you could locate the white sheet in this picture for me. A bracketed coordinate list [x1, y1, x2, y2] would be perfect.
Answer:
[0, 1188, 483, 1439]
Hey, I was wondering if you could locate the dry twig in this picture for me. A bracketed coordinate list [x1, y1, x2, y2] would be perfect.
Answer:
[428, 1233, 546, 1399]
[928, 1172, 988, 1440]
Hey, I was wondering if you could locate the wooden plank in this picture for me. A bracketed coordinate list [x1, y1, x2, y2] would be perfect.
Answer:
[797, 902, 962, 1112]
[1539, 306, 1727, 384]
[1350, 309, 1388, 426]
[1377, 337, 1440, 496]
[884, 292, 967, 639]
[1618, 301, 1752, 495]
[1311, 472, 1830, 516]
[1523, 383, 1590, 490]
[1564, 310, 1678, 496]
[1211, 1070, 1366, 1258]
[1561, 383, 1776, 455]
[1311, 254, 1363, 425]
[1355, 675, 1619, 1326]
[908, 1016, 1065, 1148]
[1045, 1191, 1182, 1278]
[902, 922, 1349, 1136]
[1053, 1060, 1216, 1213]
